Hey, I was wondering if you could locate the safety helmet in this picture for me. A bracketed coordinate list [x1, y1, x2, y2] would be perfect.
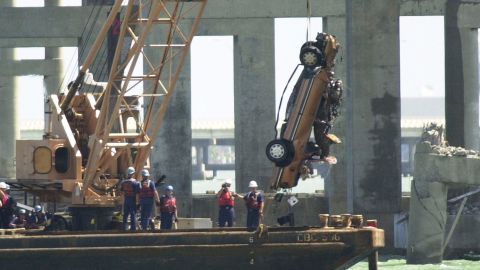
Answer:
[0, 182, 7, 189]
[127, 166, 135, 176]
[5, 184, 10, 190]
[34, 205, 42, 213]
[141, 169, 150, 177]
[19, 209, 26, 215]
[165, 185, 174, 191]
[224, 179, 232, 186]
[248, 180, 258, 188]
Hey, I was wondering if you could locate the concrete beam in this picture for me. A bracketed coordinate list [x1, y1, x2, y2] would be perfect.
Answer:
[457, 1, 480, 27]
[400, 0, 480, 27]
[0, 38, 78, 48]
[414, 144, 480, 186]
[400, 0, 445, 16]
[0, 7, 108, 38]
[0, 59, 63, 76]
[1, 2, 480, 43]
[202, 0, 345, 18]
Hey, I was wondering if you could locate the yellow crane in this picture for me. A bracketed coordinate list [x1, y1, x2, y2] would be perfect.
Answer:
[15, 0, 206, 229]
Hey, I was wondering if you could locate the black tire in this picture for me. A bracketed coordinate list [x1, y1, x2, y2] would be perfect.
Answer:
[266, 139, 294, 167]
[299, 45, 322, 68]
[47, 216, 68, 231]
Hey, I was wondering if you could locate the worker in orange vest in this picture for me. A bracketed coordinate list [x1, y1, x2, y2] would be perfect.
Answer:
[217, 179, 240, 227]
[243, 180, 264, 230]
[139, 169, 160, 230]
[159, 185, 178, 230]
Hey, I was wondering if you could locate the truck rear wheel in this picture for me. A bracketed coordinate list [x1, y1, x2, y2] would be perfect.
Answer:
[299, 45, 322, 67]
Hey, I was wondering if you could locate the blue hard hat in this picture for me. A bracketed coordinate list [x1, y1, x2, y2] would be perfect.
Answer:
[127, 166, 135, 175]
[141, 169, 150, 177]
[165, 185, 173, 191]
[34, 205, 42, 213]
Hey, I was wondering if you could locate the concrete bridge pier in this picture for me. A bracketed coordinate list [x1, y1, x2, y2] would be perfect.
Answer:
[0, 47, 19, 179]
[445, 0, 480, 150]
[344, 0, 402, 248]
[0, 0, 19, 180]
[407, 179, 448, 264]
[407, 141, 480, 264]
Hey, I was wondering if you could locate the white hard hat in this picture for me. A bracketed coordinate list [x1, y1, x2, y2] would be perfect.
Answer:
[0, 182, 7, 189]
[127, 166, 135, 175]
[224, 179, 232, 186]
[19, 209, 26, 214]
[248, 180, 258, 188]
[5, 184, 10, 190]
[34, 205, 42, 213]
[141, 169, 150, 177]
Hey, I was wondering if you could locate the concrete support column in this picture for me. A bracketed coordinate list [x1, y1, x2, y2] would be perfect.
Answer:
[0, 48, 19, 179]
[323, 15, 349, 214]
[82, 0, 113, 6]
[44, 47, 65, 94]
[145, 31, 193, 216]
[45, 0, 66, 95]
[407, 180, 448, 264]
[44, 0, 62, 6]
[445, 0, 480, 150]
[0, 0, 19, 179]
[151, 65, 192, 217]
[0, 1, 14, 7]
[346, 0, 402, 246]
[232, 19, 276, 192]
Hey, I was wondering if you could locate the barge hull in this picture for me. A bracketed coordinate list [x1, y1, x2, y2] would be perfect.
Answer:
[0, 227, 384, 270]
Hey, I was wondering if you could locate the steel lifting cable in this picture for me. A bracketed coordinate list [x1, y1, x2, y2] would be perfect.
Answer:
[81, 4, 114, 94]
[306, 0, 312, 42]
[56, 3, 102, 94]
[86, 3, 116, 96]
[58, 3, 112, 95]
[89, 40, 109, 94]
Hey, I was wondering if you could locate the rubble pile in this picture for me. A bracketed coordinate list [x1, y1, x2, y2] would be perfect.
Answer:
[430, 145, 478, 157]
[420, 123, 479, 157]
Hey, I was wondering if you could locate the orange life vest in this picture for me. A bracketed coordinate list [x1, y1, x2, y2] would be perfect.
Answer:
[218, 191, 234, 207]
[139, 180, 155, 198]
[245, 191, 261, 210]
[121, 180, 136, 197]
[1, 195, 9, 208]
[160, 196, 176, 213]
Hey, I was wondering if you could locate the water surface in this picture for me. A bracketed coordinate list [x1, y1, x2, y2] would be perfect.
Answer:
[348, 259, 480, 270]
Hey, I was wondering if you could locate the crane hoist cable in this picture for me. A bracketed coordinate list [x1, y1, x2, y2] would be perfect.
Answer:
[57, 3, 112, 94]
[306, 0, 312, 42]
[57, 3, 100, 94]
[81, 4, 115, 95]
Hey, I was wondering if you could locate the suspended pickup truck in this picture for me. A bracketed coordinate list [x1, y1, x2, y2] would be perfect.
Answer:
[267, 33, 343, 190]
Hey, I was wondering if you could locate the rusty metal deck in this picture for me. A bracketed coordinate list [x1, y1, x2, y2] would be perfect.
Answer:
[0, 226, 383, 270]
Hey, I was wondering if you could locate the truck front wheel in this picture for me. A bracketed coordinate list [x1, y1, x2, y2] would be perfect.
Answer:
[266, 139, 294, 167]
